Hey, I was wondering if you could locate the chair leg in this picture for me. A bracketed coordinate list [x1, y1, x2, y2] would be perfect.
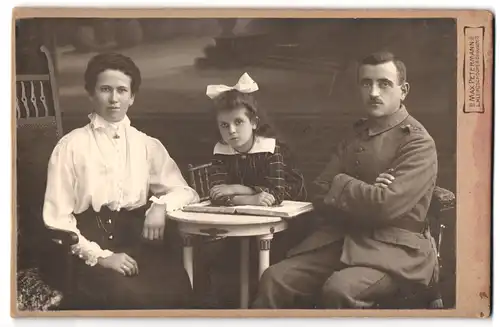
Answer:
[421, 275, 444, 309]
[429, 298, 444, 309]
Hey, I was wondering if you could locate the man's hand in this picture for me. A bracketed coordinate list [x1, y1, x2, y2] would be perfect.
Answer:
[98, 253, 139, 276]
[142, 203, 166, 241]
[374, 172, 395, 188]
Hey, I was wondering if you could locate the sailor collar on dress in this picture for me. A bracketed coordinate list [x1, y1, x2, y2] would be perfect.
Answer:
[213, 136, 277, 155]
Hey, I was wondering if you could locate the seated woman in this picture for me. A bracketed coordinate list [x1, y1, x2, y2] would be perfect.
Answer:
[42, 52, 199, 310]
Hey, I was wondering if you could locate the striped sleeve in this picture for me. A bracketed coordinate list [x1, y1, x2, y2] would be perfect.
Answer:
[252, 147, 287, 205]
[208, 156, 229, 189]
[207, 155, 233, 206]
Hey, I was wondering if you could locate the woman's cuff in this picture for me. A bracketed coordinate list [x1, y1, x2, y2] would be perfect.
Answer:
[71, 244, 114, 267]
[149, 188, 199, 212]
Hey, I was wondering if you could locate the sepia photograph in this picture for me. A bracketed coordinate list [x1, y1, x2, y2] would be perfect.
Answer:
[11, 8, 492, 318]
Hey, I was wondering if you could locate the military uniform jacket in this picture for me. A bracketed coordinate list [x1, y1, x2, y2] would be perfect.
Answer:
[289, 105, 438, 285]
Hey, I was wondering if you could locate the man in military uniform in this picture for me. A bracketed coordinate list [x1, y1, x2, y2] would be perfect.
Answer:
[251, 51, 439, 309]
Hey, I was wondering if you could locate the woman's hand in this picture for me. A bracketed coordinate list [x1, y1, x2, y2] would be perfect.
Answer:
[209, 184, 254, 199]
[374, 172, 395, 188]
[98, 253, 139, 276]
[143, 203, 166, 241]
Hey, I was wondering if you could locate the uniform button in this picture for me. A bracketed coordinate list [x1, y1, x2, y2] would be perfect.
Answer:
[108, 235, 114, 240]
[107, 219, 112, 224]
[355, 160, 360, 165]
[358, 147, 364, 152]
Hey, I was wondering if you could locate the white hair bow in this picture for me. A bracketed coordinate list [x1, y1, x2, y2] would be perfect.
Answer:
[206, 72, 259, 99]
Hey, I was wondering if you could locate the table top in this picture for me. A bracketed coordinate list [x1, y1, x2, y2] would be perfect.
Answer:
[167, 210, 283, 226]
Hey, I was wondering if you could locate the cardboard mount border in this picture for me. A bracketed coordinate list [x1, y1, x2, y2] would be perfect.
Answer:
[10, 7, 493, 319]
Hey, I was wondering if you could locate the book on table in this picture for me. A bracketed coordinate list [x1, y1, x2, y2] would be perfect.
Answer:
[182, 200, 313, 218]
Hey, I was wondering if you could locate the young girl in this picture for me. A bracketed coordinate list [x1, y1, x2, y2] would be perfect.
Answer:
[206, 72, 307, 207]
[196, 73, 307, 308]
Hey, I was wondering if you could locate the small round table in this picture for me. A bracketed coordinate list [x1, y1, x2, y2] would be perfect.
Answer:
[167, 210, 288, 309]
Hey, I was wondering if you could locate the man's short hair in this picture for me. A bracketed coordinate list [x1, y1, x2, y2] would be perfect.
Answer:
[359, 51, 407, 85]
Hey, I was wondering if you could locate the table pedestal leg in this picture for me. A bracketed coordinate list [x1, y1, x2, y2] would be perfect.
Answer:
[258, 234, 274, 279]
[182, 234, 194, 288]
[240, 237, 250, 309]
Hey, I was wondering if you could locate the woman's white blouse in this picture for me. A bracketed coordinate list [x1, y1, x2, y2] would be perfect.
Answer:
[43, 113, 199, 266]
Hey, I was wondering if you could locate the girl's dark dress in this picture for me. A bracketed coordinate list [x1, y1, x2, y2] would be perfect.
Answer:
[209, 136, 307, 204]
[194, 136, 308, 308]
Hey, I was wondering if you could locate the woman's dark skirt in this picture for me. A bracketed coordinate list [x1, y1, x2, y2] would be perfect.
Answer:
[70, 205, 193, 310]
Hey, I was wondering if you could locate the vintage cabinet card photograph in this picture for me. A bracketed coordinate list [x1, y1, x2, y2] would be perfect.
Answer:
[11, 7, 492, 319]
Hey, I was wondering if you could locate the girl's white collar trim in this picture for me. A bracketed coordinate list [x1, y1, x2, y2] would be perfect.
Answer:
[213, 136, 276, 155]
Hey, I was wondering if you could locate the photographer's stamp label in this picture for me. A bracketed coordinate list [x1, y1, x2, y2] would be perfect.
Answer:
[464, 27, 485, 113]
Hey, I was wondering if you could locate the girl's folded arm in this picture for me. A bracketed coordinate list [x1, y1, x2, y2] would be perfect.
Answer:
[208, 158, 229, 189]
[251, 152, 286, 205]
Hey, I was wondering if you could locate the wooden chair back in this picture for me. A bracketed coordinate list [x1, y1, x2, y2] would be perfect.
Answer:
[16, 45, 63, 135]
[187, 162, 213, 202]
[15, 44, 63, 268]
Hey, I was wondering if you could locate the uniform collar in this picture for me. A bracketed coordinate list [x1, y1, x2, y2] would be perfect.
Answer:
[366, 105, 409, 136]
[213, 136, 276, 155]
[89, 112, 131, 132]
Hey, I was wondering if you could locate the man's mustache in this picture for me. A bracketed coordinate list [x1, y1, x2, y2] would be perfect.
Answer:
[368, 98, 384, 104]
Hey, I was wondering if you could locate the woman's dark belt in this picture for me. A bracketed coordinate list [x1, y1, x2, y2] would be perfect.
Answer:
[94, 206, 120, 241]
[74, 205, 147, 251]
